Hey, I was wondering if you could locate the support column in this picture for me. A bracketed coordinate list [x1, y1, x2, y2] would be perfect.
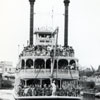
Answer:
[25, 80, 27, 87]
[32, 59, 34, 69]
[56, 60, 58, 78]
[64, 0, 70, 47]
[0, 74, 2, 88]
[24, 59, 26, 69]
[60, 79, 62, 88]
[40, 79, 42, 87]
[45, 59, 46, 69]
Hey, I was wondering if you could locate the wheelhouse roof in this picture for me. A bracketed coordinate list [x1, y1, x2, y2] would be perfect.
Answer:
[34, 31, 56, 35]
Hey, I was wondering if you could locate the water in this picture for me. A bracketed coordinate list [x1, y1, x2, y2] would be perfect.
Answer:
[0, 90, 14, 100]
[0, 90, 99, 100]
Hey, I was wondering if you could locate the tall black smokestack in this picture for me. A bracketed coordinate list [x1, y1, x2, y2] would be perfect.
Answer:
[29, 0, 35, 46]
[64, 0, 70, 47]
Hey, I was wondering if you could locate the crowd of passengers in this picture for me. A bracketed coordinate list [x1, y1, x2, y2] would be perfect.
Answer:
[33, 63, 78, 70]
[17, 81, 80, 97]
[19, 45, 74, 57]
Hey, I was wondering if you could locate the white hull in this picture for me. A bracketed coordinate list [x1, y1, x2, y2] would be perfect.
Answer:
[13, 93, 82, 100]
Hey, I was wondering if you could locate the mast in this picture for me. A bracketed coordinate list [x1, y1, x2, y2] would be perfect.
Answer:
[64, 0, 70, 47]
[51, 28, 59, 78]
[29, 0, 35, 46]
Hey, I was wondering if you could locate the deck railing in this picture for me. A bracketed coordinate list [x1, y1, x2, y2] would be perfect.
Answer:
[17, 69, 79, 79]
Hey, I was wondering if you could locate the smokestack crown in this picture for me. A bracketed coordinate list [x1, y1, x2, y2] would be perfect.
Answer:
[64, 0, 70, 6]
[29, 0, 35, 4]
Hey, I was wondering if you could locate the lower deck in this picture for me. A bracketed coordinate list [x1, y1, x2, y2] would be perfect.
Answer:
[14, 96, 82, 100]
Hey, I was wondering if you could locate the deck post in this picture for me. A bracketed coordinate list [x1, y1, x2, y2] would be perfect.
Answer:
[45, 59, 46, 69]
[25, 80, 27, 87]
[40, 79, 42, 87]
[60, 79, 62, 88]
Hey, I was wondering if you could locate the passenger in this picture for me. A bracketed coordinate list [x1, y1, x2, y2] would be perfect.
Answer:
[31, 85, 35, 96]
[59, 88, 64, 96]
[17, 85, 23, 96]
[51, 80, 56, 96]
[64, 89, 68, 96]
[37, 85, 42, 96]
[56, 85, 60, 96]
[27, 86, 32, 96]
[24, 86, 29, 96]
[34, 84, 39, 96]
[20, 87, 24, 96]
[43, 84, 47, 96]
[48, 85, 52, 96]
[45, 85, 51, 96]
[41, 86, 45, 96]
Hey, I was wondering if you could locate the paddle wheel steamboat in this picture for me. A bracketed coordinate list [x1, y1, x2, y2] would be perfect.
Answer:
[13, 0, 82, 100]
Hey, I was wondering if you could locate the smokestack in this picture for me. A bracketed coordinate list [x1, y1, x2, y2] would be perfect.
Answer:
[64, 0, 70, 47]
[29, 0, 35, 46]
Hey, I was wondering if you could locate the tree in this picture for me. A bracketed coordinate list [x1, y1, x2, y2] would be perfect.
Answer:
[97, 65, 100, 72]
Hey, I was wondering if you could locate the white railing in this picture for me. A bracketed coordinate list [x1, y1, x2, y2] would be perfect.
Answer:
[18, 69, 51, 78]
[17, 69, 79, 79]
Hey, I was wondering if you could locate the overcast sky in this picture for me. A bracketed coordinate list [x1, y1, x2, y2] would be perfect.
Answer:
[0, 0, 100, 69]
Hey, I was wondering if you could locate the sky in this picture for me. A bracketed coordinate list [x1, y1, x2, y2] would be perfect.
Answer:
[0, 0, 100, 69]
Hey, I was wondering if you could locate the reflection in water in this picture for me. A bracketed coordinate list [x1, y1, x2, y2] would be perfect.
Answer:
[83, 97, 95, 100]
[0, 90, 14, 100]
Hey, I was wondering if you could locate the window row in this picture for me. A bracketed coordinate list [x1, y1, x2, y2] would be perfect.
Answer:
[21, 59, 77, 70]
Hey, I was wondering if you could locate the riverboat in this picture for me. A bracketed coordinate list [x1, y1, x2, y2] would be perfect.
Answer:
[13, 0, 82, 100]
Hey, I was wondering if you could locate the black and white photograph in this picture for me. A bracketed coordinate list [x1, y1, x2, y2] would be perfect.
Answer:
[0, 0, 100, 100]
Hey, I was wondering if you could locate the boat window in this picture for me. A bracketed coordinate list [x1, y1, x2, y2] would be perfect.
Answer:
[20, 79, 25, 87]
[69, 60, 76, 70]
[21, 59, 25, 69]
[53, 79, 60, 88]
[26, 59, 33, 69]
[40, 40, 44, 42]
[9, 68, 11, 71]
[54, 60, 57, 69]
[46, 59, 51, 69]
[69, 60, 75, 65]
[42, 79, 50, 87]
[27, 79, 40, 86]
[58, 59, 68, 69]
[5, 68, 7, 71]
[46, 40, 49, 42]
[35, 59, 45, 69]
[61, 80, 76, 90]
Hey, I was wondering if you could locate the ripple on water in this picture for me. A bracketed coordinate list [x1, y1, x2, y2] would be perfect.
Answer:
[0, 90, 14, 100]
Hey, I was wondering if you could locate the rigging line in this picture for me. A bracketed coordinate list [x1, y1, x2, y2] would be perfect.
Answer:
[35, 67, 41, 78]
[51, 7, 54, 30]
[55, 28, 58, 79]
[51, 27, 59, 78]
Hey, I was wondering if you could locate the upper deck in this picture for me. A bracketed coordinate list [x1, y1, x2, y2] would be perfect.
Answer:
[16, 45, 78, 80]
[19, 45, 74, 58]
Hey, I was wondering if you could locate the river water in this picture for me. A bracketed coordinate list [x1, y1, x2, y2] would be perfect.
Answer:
[0, 90, 99, 100]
